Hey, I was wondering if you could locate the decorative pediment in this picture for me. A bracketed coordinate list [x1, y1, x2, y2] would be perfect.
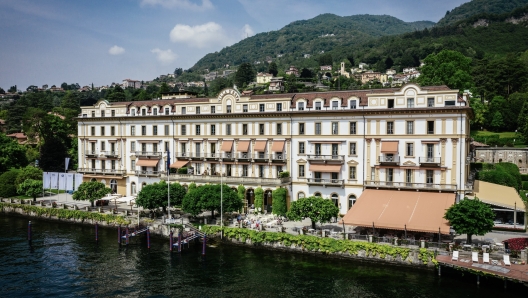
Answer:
[347, 160, 359, 165]
[297, 159, 307, 164]
[402, 160, 417, 166]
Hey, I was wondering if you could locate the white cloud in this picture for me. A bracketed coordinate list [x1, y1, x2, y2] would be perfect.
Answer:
[140, 0, 213, 11]
[108, 45, 125, 55]
[169, 22, 231, 48]
[241, 24, 254, 39]
[151, 48, 177, 64]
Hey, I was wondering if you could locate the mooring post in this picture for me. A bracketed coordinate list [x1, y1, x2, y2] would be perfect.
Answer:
[169, 230, 174, 252]
[147, 227, 150, 249]
[118, 226, 121, 244]
[178, 232, 182, 253]
[28, 221, 32, 242]
[476, 275, 480, 286]
[125, 227, 129, 245]
[438, 265, 441, 276]
[95, 222, 99, 242]
[202, 234, 207, 257]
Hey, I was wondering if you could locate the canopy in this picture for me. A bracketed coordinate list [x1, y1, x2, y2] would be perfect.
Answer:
[99, 195, 119, 201]
[116, 196, 136, 203]
[381, 141, 399, 153]
[271, 141, 285, 152]
[254, 140, 267, 152]
[341, 189, 455, 234]
[136, 159, 159, 167]
[221, 140, 233, 152]
[467, 180, 526, 211]
[309, 164, 341, 173]
[237, 141, 250, 152]
[169, 160, 189, 168]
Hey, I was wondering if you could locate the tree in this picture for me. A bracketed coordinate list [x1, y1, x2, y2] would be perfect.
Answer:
[107, 85, 126, 102]
[237, 184, 245, 212]
[234, 62, 256, 87]
[72, 181, 111, 207]
[136, 180, 169, 212]
[490, 111, 504, 132]
[384, 56, 394, 70]
[8, 85, 17, 93]
[174, 68, 183, 76]
[268, 62, 278, 77]
[169, 182, 187, 207]
[0, 169, 22, 198]
[0, 87, 5, 94]
[300, 68, 314, 79]
[0, 133, 28, 174]
[182, 184, 241, 218]
[318, 53, 333, 66]
[159, 83, 170, 94]
[444, 198, 494, 244]
[418, 50, 473, 90]
[272, 187, 287, 216]
[347, 55, 355, 67]
[15, 165, 43, 188]
[17, 179, 43, 202]
[286, 196, 339, 229]
[254, 187, 264, 213]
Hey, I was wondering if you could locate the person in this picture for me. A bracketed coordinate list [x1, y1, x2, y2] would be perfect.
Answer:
[237, 214, 241, 224]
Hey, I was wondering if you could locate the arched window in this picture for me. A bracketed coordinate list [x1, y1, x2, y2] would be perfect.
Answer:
[110, 179, 117, 193]
[100, 179, 106, 186]
[90, 178, 97, 182]
[298, 192, 305, 200]
[348, 195, 357, 209]
[314, 192, 322, 197]
[141, 182, 147, 191]
[331, 193, 339, 207]
[131, 182, 136, 195]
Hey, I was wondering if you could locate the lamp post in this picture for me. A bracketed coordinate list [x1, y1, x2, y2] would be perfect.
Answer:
[167, 150, 171, 221]
[220, 158, 223, 238]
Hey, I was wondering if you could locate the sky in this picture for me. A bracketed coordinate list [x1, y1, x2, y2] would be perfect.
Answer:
[0, 0, 470, 91]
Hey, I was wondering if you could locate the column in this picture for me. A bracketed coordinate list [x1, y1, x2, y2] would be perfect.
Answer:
[440, 138, 447, 184]
[366, 138, 372, 181]
[451, 138, 458, 185]
[234, 138, 239, 176]
[375, 138, 381, 181]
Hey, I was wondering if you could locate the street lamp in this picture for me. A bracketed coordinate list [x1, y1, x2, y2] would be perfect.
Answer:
[167, 149, 171, 221]
[220, 158, 223, 238]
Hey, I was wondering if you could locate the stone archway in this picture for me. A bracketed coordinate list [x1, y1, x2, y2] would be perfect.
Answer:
[245, 188, 255, 213]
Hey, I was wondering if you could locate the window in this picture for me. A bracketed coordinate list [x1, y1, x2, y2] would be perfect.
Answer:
[165, 107, 170, 115]
[164, 125, 169, 136]
[276, 123, 282, 135]
[299, 123, 305, 135]
[298, 192, 305, 199]
[332, 101, 338, 110]
[196, 107, 200, 114]
[314, 192, 322, 197]
[211, 106, 216, 113]
[91, 160, 96, 169]
[349, 100, 357, 109]
[91, 111, 95, 117]
[315, 123, 321, 135]
[427, 121, 434, 134]
[101, 126, 105, 136]
[131, 160, 135, 170]
[181, 125, 186, 135]
[259, 104, 265, 112]
[387, 121, 394, 134]
[427, 144, 434, 160]
[259, 124, 264, 135]
[386, 168, 394, 183]
[111, 160, 116, 170]
[276, 103, 282, 111]
[111, 126, 115, 136]
[101, 110, 105, 117]
[406, 143, 414, 156]
[331, 194, 339, 207]
[332, 144, 338, 156]
[406, 169, 413, 185]
[142, 109, 146, 116]
[91, 127, 95, 136]
[331, 122, 338, 135]
[101, 141, 106, 151]
[91, 142, 96, 152]
[243, 104, 248, 112]
[349, 142, 356, 155]
[131, 182, 136, 195]
[181, 107, 186, 114]
[195, 163, 201, 174]
[130, 126, 135, 136]
[298, 102, 304, 111]
[406, 121, 414, 134]
[242, 124, 248, 135]
[258, 165, 264, 178]
[426, 170, 434, 184]
[427, 97, 434, 107]
[314, 172, 322, 181]
[141, 126, 146, 136]
[315, 101, 322, 110]
[211, 124, 216, 135]
[131, 142, 136, 152]
[195, 143, 200, 158]
[242, 165, 248, 177]
[388, 99, 394, 108]
[315, 143, 321, 156]
[153, 126, 158, 136]
[131, 109, 135, 116]
[407, 98, 414, 108]
[195, 125, 201, 135]
[141, 143, 147, 153]
[348, 195, 356, 209]
[276, 165, 283, 176]
[153, 108, 157, 116]
[111, 110, 115, 117]
[153, 143, 158, 153]
[165, 141, 169, 151]
[227, 105, 232, 113]
[350, 122, 357, 134]
[349, 166, 356, 179]
[299, 142, 305, 154]
[226, 124, 231, 135]
[181, 143, 186, 155]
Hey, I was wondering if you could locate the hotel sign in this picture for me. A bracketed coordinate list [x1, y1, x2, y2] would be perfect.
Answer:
[217, 88, 240, 102]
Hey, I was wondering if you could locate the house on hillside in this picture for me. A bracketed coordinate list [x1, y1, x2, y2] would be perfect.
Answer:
[285, 66, 299, 77]
[257, 73, 273, 84]
[6, 132, 29, 144]
[268, 77, 284, 92]
[122, 79, 141, 89]
[320, 65, 332, 71]
[358, 71, 387, 84]
[303, 54, 311, 58]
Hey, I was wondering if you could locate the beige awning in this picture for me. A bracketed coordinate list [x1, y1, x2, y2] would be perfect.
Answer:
[237, 141, 250, 152]
[341, 189, 455, 234]
[136, 159, 159, 167]
[381, 141, 399, 153]
[468, 180, 526, 211]
[169, 160, 189, 168]
[271, 141, 285, 152]
[221, 140, 233, 152]
[254, 140, 267, 152]
[309, 164, 342, 173]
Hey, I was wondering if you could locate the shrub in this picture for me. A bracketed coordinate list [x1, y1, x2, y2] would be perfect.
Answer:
[521, 174, 528, 181]
[522, 181, 528, 190]
[279, 171, 290, 178]
[177, 167, 188, 174]
[470, 163, 483, 171]
[0, 169, 22, 198]
[254, 187, 264, 213]
[504, 238, 528, 250]
[478, 162, 522, 191]
[272, 187, 287, 216]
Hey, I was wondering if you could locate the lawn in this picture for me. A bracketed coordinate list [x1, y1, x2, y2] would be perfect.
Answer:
[470, 131, 519, 138]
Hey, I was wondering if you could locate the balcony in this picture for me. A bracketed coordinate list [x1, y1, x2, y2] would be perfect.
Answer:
[270, 153, 287, 163]
[85, 151, 98, 157]
[419, 157, 442, 167]
[237, 152, 251, 161]
[188, 153, 203, 161]
[204, 153, 220, 160]
[306, 155, 345, 164]
[77, 168, 125, 176]
[101, 151, 119, 158]
[305, 178, 344, 187]
[134, 151, 162, 158]
[175, 152, 189, 159]
[378, 155, 400, 166]
[364, 180, 457, 191]
[162, 173, 291, 186]
[135, 170, 162, 177]
[253, 152, 268, 162]
[222, 152, 235, 161]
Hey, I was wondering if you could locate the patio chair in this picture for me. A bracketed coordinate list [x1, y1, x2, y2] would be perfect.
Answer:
[503, 254, 511, 266]
[452, 251, 459, 261]
[483, 253, 490, 264]
[472, 251, 479, 263]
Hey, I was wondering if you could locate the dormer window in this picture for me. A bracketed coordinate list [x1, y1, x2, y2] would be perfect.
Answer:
[165, 107, 170, 115]
[332, 101, 338, 110]
[142, 109, 146, 116]
[131, 109, 136, 116]
[153, 108, 158, 116]
[101, 110, 105, 117]
[182, 107, 186, 114]
[315, 102, 322, 110]
[196, 107, 200, 114]
[298, 102, 304, 111]
[91, 111, 95, 117]
[227, 105, 232, 113]
[349, 100, 356, 109]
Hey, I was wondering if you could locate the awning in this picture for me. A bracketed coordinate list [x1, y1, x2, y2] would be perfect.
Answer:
[467, 180, 526, 211]
[381, 141, 399, 153]
[341, 189, 455, 234]
[237, 141, 250, 152]
[254, 140, 267, 152]
[221, 140, 233, 152]
[271, 141, 285, 152]
[169, 160, 189, 168]
[309, 164, 342, 173]
[136, 159, 159, 167]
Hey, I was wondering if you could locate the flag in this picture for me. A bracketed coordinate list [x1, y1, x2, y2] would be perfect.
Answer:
[43, 172, 50, 189]
[167, 149, 171, 171]
[66, 173, 74, 191]
[50, 172, 59, 189]
[58, 173, 67, 190]
[74, 174, 83, 190]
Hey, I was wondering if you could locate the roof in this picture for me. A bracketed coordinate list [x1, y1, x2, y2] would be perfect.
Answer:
[471, 141, 489, 147]
[6, 132, 27, 139]
[467, 180, 525, 211]
[341, 189, 455, 234]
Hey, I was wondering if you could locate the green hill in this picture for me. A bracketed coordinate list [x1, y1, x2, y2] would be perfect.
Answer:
[436, 0, 528, 27]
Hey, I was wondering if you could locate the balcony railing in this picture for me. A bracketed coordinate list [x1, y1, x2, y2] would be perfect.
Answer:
[77, 168, 125, 175]
[135, 170, 162, 177]
[364, 180, 457, 191]
[204, 153, 220, 159]
[163, 173, 291, 186]
[237, 152, 251, 160]
[306, 155, 345, 164]
[378, 155, 400, 165]
[134, 151, 162, 158]
[253, 152, 268, 161]
[270, 153, 287, 161]
[101, 151, 118, 157]
[419, 157, 441, 166]
[85, 151, 97, 157]
[305, 178, 344, 187]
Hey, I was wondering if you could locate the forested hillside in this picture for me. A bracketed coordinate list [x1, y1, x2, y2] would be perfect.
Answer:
[436, 0, 528, 27]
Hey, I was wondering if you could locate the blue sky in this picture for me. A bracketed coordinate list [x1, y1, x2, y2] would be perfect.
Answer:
[0, 0, 469, 90]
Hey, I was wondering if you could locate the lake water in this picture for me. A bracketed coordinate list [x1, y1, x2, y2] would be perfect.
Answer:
[0, 215, 525, 297]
